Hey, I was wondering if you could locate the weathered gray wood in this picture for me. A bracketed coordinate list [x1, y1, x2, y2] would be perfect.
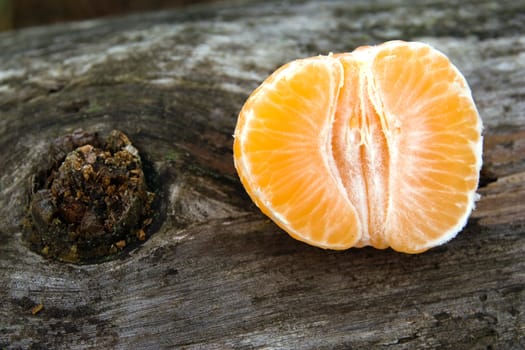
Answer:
[1, 0, 524, 348]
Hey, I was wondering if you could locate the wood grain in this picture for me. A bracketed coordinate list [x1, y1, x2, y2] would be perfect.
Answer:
[0, 0, 524, 348]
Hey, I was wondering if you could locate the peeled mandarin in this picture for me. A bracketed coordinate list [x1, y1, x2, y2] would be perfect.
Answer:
[233, 40, 483, 253]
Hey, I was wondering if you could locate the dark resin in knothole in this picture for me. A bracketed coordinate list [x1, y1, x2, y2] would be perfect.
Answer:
[26, 129, 155, 264]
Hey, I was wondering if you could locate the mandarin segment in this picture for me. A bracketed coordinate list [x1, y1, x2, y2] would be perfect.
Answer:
[234, 56, 362, 249]
[234, 41, 482, 253]
[370, 42, 482, 252]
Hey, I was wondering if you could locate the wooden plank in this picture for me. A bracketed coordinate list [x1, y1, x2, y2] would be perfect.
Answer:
[0, 0, 524, 348]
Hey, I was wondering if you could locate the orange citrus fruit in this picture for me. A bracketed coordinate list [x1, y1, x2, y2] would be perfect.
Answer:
[233, 40, 483, 253]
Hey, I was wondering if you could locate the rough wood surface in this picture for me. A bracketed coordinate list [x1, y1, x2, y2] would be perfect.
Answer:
[1, 0, 524, 348]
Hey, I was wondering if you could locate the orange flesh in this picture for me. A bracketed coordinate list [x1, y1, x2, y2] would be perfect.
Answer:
[234, 41, 482, 253]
